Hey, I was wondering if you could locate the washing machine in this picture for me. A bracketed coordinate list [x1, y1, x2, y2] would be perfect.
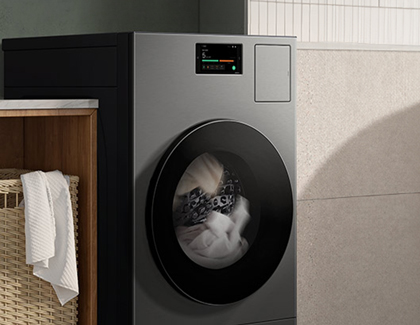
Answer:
[3, 32, 296, 325]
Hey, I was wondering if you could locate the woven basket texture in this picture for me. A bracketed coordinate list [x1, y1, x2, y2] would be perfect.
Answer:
[0, 169, 79, 324]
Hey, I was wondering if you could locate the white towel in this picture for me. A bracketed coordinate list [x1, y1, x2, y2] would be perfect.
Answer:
[21, 170, 79, 305]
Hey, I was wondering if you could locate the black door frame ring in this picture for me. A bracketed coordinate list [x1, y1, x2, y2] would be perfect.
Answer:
[147, 119, 293, 305]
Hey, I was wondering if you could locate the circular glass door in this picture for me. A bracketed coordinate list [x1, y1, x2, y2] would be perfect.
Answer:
[147, 120, 293, 305]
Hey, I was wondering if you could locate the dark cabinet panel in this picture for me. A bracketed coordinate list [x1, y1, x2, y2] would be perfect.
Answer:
[4, 47, 117, 87]
[2, 33, 118, 51]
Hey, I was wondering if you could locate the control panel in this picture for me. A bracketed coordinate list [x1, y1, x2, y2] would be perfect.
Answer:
[196, 44, 242, 74]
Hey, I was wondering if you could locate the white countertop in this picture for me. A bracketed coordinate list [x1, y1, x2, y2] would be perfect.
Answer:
[0, 99, 98, 109]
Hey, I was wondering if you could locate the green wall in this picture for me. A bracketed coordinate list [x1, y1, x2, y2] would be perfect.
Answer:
[0, 0, 199, 98]
[199, 0, 247, 35]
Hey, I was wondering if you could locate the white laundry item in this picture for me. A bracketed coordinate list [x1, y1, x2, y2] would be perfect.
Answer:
[176, 195, 250, 269]
[21, 171, 55, 268]
[21, 170, 79, 305]
[18, 175, 69, 208]
[173, 153, 223, 210]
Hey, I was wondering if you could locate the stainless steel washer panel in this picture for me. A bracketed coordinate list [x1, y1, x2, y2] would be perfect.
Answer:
[133, 32, 296, 325]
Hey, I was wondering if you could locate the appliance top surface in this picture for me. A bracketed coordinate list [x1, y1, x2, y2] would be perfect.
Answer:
[134, 31, 297, 39]
[133, 31, 297, 45]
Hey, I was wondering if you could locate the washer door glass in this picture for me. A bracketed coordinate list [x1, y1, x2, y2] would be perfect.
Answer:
[148, 120, 293, 305]
[173, 152, 256, 270]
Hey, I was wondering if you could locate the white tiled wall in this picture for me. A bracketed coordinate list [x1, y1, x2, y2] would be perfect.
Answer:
[248, 0, 420, 47]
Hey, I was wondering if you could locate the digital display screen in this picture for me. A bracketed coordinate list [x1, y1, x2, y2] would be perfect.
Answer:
[196, 43, 242, 74]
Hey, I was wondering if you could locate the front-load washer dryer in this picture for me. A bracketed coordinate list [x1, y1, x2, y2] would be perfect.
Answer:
[3, 32, 296, 325]
[133, 33, 296, 325]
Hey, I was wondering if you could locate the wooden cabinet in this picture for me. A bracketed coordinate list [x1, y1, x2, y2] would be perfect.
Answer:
[0, 100, 98, 325]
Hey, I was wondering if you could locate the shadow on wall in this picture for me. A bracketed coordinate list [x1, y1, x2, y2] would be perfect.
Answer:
[300, 103, 420, 200]
[298, 103, 420, 325]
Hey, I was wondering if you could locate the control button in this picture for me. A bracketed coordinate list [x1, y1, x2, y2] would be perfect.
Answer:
[232, 65, 236, 71]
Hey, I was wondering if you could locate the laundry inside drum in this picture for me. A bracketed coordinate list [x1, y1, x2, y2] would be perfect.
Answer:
[173, 153, 252, 269]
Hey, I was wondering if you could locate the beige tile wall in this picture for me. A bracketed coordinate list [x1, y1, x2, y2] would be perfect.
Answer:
[297, 50, 420, 200]
[297, 195, 420, 325]
[297, 49, 420, 324]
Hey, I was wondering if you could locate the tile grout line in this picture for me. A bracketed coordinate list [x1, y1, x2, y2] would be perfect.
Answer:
[297, 191, 420, 202]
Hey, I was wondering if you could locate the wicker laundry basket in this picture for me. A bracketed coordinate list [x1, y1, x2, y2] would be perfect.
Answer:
[0, 169, 79, 325]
